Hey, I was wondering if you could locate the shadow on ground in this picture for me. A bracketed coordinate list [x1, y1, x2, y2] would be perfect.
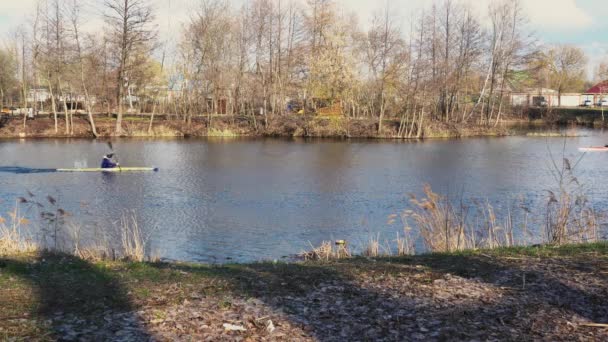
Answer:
[0, 253, 151, 341]
[1, 251, 607, 341]
[162, 252, 608, 340]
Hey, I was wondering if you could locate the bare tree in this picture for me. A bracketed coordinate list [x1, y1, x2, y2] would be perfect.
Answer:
[1, 0, 549, 138]
[547, 45, 587, 106]
[69, 0, 98, 137]
[0, 49, 18, 110]
[103, 0, 156, 134]
[364, 2, 407, 134]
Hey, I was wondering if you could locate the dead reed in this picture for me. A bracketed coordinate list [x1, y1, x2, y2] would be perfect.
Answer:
[362, 234, 381, 257]
[544, 155, 599, 245]
[402, 156, 600, 254]
[407, 184, 471, 253]
[2, 192, 156, 262]
[300, 240, 351, 261]
[395, 229, 415, 256]
[119, 211, 148, 262]
[0, 202, 38, 255]
[389, 211, 416, 256]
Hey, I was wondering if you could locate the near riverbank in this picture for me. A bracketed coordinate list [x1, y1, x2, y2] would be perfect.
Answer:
[0, 115, 513, 139]
[2, 243, 608, 341]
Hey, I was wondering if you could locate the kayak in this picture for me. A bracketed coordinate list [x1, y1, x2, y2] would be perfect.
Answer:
[56, 167, 159, 172]
[578, 147, 608, 152]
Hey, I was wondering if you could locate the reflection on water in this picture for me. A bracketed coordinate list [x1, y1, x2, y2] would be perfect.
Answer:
[1, 131, 608, 263]
[0, 166, 57, 174]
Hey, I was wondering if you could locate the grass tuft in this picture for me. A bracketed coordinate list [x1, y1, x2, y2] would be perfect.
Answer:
[0, 203, 38, 255]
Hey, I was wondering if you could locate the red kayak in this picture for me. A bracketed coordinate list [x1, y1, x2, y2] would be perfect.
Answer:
[579, 146, 608, 152]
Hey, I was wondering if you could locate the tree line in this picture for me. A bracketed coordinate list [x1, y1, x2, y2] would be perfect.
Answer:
[0, 0, 598, 135]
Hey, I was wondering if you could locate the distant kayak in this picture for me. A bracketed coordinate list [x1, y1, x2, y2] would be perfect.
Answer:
[57, 167, 159, 172]
[578, 147, 608, 152]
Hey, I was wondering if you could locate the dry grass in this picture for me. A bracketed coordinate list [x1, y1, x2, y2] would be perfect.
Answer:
[0, 204, 38, 255]
[362, 233, 392, 258]
[388, 212, 416, 256]
[478, 201, 502, 249]
[126, 123, 182, 137]
[544, 157, 599, 245]
[395, 229, 415, 256]
[300, 241, 351, 261]
[402, 168, 600, 254]
[207, 128, 238, 137]
[407, 185, 471, 253]
[1, 193, 155, 262]
[525, 131, 582, 138]
[66, 223, 113, 261]
[362, 234, 381, 257]
[120, 211, 147, 262]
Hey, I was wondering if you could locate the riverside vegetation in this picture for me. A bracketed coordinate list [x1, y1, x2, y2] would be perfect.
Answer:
[0, 0, 595, 140]
[2, 155, 608, 340]
[0, 113, 513, 139]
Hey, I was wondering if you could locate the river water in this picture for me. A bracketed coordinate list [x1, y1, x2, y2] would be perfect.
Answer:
[1, 129, 608, 262]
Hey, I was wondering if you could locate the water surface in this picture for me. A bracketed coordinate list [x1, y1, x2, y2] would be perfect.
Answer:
[1, 130, 607, 262]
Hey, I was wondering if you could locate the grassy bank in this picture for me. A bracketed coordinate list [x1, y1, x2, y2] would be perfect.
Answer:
[1, 243, 608, 340]
[0, 115, 513, 139]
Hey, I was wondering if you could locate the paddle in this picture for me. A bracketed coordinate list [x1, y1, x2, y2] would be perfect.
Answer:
[107, 141, 121, 170]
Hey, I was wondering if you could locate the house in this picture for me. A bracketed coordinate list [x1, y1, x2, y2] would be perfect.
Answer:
[583, 81, 608, 104]
[510, 88, 558, 107]
[26, 87, 51, 103]
[510, 88, 584, 107]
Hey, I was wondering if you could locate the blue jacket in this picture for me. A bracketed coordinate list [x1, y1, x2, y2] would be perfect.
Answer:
[101, 158, 117, 169]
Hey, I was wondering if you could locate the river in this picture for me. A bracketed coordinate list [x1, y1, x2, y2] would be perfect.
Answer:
[1, 129, 607, 262]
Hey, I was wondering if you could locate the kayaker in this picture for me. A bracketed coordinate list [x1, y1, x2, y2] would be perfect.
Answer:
[101, 154, 119, 169]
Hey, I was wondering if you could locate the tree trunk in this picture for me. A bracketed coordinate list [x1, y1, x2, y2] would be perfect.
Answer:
[116, 89, 123, 134]
[59, 78, 70, 135]
[47, 79, 58, 133]
[22, 81, 27, 129]
[417, 107, 425, 139]
[148, 95, 157, 134]
[378, 91, 386, 135]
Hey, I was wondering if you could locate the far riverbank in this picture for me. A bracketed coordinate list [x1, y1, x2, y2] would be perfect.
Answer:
[0, 114, 523, 139]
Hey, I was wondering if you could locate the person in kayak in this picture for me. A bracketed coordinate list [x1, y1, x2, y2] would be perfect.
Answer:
[101, 154, 119, 169]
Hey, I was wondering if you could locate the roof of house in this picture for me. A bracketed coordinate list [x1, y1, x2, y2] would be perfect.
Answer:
[585, 81, 608, 94]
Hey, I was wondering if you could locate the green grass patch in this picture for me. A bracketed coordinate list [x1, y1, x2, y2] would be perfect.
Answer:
[473, 242, 608, 258]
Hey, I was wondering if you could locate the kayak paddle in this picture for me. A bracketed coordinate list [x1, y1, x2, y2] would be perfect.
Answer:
[107, 141, 122, 170]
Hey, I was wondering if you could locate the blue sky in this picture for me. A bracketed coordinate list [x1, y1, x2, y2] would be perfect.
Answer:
[1, 0, 606, 74]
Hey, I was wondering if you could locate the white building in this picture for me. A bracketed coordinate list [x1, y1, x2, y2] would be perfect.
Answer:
[26, 87, 51, 103]
[510, 88, 586, 107]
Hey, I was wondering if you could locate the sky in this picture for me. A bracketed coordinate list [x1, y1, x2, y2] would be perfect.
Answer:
[0, 0, 607, 76]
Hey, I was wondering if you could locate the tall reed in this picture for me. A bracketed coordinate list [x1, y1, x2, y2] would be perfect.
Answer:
[362, 233, 381, 257]
[407, 184, 471, 253]
[301, 240, 351, 260]
[544, 157, 599, 245]
[0, 202, 38, 254]
[120, 211, 147, 262]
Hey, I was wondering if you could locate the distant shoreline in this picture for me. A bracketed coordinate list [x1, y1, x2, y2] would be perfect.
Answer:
[0, 115, 537, 140]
